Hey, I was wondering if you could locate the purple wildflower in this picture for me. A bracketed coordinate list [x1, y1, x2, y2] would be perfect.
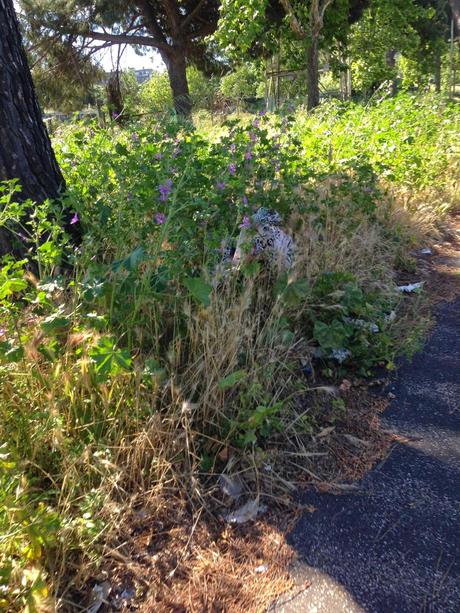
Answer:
[70, 212, 79, 225]
[228, 163, 236, 176]
[253, 118, 260, 129]
[0, 328, 5, 338]
[155, 212, 167, 225]
[244, 150, 253, 161]
[249, 132, 257, 143]
[229, 143, 236, 154]
[172, 146, 181, 158]
[239, 216, 251, 229]
[275, 162, 281, 173]
[216, 181, 226, 191]
[242, 195, 248, 205]
[259, 109, 267, 117]
[154, 153, 163, 160]
[159, 179, 173, 202]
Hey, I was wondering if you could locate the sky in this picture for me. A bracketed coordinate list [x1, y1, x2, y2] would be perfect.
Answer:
[94, 45, 166, 73]
[14, 0, 166, 74]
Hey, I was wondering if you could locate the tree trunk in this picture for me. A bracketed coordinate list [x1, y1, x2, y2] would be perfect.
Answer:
[163, 50, 192, 117]
[0, 0, 72, 256]
[0, 0, 65, 202]
[106, 71, 124, 121]
[307, 35, 320, 110]
[434, 50, 441, 93]
[386, 49, 398, 97]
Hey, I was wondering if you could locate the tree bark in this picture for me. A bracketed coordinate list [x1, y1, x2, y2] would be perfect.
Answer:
[0, 0, 72, 256]
[162, 50, 192, 117]
[386, 49, 398, 97]
[307, 35, 320, 110]
[0, 0, 65, 203]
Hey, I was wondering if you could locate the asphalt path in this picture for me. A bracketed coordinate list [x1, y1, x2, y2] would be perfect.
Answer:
[272, 297, 460, 613]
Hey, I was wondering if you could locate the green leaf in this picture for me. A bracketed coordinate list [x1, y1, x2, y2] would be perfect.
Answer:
[0, 341, 24, 363]
[89, 337, 132, 381]
[218, 369, 247, 390]
[111, 246, 146, 272]
[282, 279, 309, 306]
[0, 277, 27, 300]
[313, 320, 348, 350]
[40, 312, 70, 335]
[142, 358, 166, 383]
[242, 260, 261, 278]
[183, 277, 212, 307]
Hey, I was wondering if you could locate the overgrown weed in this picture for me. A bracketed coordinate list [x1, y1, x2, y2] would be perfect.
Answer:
[0, 92, 458, 610]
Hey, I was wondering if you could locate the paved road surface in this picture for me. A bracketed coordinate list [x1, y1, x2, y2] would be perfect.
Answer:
[272, 297, 460, 613]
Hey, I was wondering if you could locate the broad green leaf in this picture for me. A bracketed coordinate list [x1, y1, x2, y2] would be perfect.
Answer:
[282, 279, 309, 306]
[0, 341, 24, 363]
[111, 246, 146, 272]
[313, 320, 348, 350]
[184, 277, 212, 307]
[89, 337, 132, 381]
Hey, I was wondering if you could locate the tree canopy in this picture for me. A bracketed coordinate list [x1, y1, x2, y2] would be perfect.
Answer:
[20, 0, 223, 115]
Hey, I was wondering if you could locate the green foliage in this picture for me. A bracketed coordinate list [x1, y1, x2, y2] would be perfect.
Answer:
[216, 0, 269, 58]
[139, 67, 220, 113]
[1, 92, 458, 607]
[89, 337, 132, 382]
[220, 64, 264, 102]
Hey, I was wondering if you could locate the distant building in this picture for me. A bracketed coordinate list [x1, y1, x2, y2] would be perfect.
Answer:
[134, 68, 153, 83]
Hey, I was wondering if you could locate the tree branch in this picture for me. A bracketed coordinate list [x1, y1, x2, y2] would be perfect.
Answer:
[180, 0, 207, 32]
[80, 29, 170, 51]
[185, 21, 218, 41]
[161, 0, 182, 37]
[279, 0, 307, 39]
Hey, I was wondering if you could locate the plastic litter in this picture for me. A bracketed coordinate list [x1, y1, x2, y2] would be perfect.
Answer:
[345, 317, 379, 333]
[330, 348, 351, 363]
[87, 581, 111, 613]
[419, 248, 432, 255]
[224, 497, 266, 524]
[254, 564, 269, 573]
[219, 473, 243, 499]
[384, 311, 397, 323]
[397, 282, 424, 293]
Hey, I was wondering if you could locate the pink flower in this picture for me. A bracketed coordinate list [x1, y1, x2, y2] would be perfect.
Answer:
[155, 212, 167, 225]
[70, 212, 79, 225]
[239, 216, 251, 229]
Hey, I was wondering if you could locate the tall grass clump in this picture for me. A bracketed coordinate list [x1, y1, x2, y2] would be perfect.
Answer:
[1, 93, 459, 609]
